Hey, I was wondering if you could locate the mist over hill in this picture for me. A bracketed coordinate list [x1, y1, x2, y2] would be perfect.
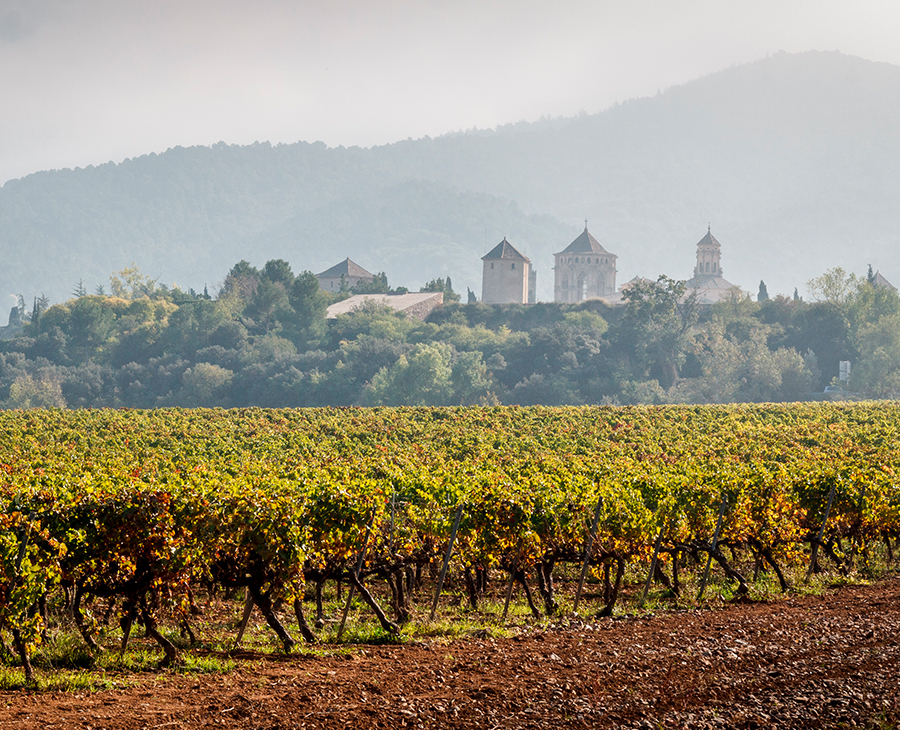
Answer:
[1, 50, 898, 306]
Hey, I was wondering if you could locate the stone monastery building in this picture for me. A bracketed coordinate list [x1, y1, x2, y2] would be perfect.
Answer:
[481, 238, 532, 304]
[553, 224, 617, 302]
[480, 224, 743, 305]
[684, 226, 739, 305]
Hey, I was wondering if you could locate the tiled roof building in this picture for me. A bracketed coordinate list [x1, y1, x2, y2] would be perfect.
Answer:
[315, 258, 374, 293]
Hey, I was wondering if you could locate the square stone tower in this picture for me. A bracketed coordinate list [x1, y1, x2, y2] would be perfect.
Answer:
[481, 238, 531, 304]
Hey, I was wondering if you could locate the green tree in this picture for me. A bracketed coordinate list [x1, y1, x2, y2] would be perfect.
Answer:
[421, 277, 461, 303]
[261, 259, 294, 287]
[806, 267, 859, 307]
[3, 374, 66, 409]
[179, 362, 234, 406]
[849, 275, 900, 333]
[352, 271, 390, 294]
[245, 278, 291, 333]
[329, 301, 416, 346]
[670, 326, 814, 403]
[218, 261, 260, 316]
[615, 275, 698, 390]
[850, 314, 900, 398]
[110, 263, 158, 300]
[26, 295, 49, 335]
[450, 351, 493, 404]
[68, 296, 115, 362]
[364, 342, 453, 405]
[287, 271, 329, 344]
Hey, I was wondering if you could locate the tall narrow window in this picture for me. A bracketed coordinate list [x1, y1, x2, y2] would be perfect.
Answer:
[511, 263, 515, 269]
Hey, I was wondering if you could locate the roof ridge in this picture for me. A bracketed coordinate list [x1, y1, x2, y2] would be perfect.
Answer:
[482, 238, 530, 261]
[555, 226, 614, 256]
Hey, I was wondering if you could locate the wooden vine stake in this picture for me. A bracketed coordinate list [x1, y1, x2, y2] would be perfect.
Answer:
[501, 537, 524, 621]
[233, 592, 255, 648]
[638, 514, 668, 609]
[430, 503, 464, 621]
[697, 496, 728, 601]
[14, 517, 32, 574]
[806, 479, 838, 581]
[573, 496, 604, 614]
[337, 514, 376, 640]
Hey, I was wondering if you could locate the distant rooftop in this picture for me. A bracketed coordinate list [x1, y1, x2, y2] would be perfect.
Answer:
[482, 238, 530, 262]
[686, 276, 742, 305]
[873, 271, 896, 290]
[695, 226, 722, 249]
[556, 226, 614, 256]
[326, 292, 444, 321]
[315, 258, 374, 279]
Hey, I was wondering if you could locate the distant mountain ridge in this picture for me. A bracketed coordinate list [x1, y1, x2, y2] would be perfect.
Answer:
[1, 50, 898, 304]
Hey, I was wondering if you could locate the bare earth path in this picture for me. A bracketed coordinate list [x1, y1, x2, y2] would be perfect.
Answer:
[2, 579, 899, 729]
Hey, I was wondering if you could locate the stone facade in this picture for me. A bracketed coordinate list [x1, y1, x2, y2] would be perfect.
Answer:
[553, 226, 617, 302]
[481, 238, 531, 304]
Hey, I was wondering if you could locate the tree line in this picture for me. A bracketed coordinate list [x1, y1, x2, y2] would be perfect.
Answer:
[0, 260, 897, 409]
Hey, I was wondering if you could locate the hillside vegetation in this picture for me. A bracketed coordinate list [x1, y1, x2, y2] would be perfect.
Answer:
[1, 260, 898, 408]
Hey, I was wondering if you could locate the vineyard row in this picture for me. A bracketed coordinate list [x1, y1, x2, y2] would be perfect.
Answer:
[1, 404, 899, 678]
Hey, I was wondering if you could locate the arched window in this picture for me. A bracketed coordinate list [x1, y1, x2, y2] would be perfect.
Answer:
[587, 257, 591, 264]
[511, 263, 515, 270]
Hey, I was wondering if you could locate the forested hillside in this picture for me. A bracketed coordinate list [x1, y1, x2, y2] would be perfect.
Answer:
[1, 51, 899, 304]
[1, 259, 898, 409]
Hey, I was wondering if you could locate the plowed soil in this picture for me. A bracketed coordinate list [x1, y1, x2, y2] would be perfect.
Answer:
[3, 579, 899, 729]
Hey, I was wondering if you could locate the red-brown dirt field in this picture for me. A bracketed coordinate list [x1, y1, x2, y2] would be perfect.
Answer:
[2, 579, 898, 730]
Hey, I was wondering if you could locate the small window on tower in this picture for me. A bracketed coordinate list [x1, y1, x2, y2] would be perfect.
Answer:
[491, 262, 494, 269]
[511, 263, 515, 269]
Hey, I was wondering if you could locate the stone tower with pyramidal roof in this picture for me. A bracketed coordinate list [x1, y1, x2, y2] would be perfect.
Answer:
[481, 238, 531, 304]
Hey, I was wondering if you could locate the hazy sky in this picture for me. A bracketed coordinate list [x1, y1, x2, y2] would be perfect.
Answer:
[2, 0, 900, 185]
